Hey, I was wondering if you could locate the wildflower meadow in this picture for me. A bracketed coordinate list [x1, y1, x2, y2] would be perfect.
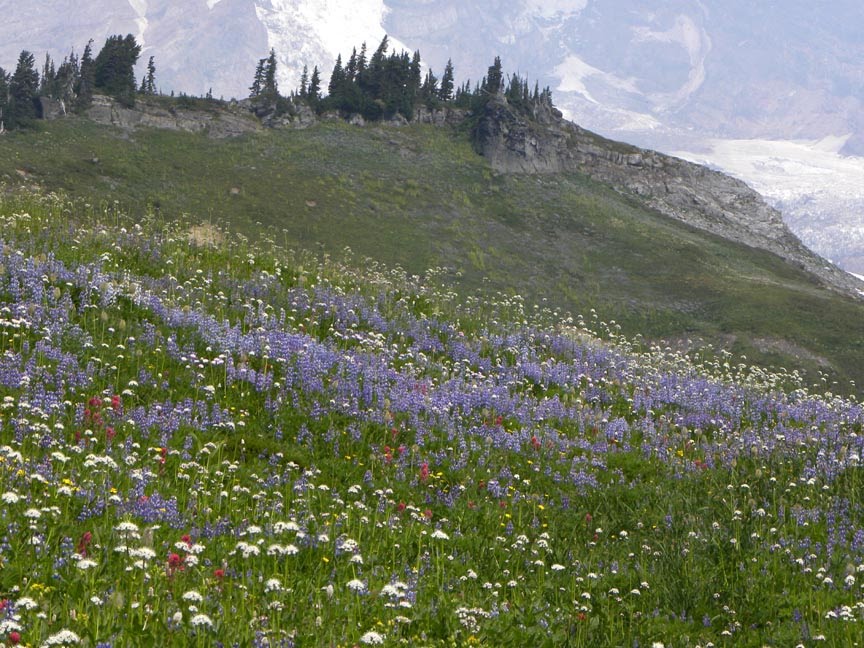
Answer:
[1, 193, 864, 647]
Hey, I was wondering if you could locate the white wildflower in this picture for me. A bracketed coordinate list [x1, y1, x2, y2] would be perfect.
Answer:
[360, 630, 385, 645]
[234, 541, 260, 558]
[115, 521, 140, 533]
[182, 591, 203, 603]
[347, 579, 367, 592]
[265, 578, 282, 592]
[189, 613, 213, 628]
[40, 629, 81, 646]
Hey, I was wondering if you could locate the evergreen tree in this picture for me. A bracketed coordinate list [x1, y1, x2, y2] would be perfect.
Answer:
[439, 59, 454, 101]
[483, 56, 503, 96]
[325, 55, 351, 112]
[409, 50, 422, 95]
[39, 53, 56, 96]
[307, 66, 321, 105]
[54, 51, 80, 108]
[298, 64, 309, 99]
[505, 74, 522, 106]
[76, 40, 95, 111]
[262, 48, 278, 99]
[360, 36, 388, 102]
[0, 67, 8, 130]
[139, 55, 156, 95]
[356, 42, 368, 75]
[421, 69, 438, 106]
[345, 47, 358, 82]
[94, 34, 141, 106]
[250, 58, 265, 97]
[327, 56, 344, 99]
[9, 50, 39, 126]
[453, 80, 472, 108]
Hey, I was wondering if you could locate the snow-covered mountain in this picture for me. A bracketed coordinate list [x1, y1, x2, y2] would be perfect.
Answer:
[1, 0, 861, 273]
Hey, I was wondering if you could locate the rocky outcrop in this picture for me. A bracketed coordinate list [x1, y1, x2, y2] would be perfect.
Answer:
[474, 96, 864, 297]
[413, 105, 469, 127]
[86, 95, 263, 138]
[37, 97, 67, 120]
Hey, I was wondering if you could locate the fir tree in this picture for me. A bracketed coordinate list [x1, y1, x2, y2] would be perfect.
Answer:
[94, 34, 141, 106]
[421, 69, 438, 106]
[357, 43, 368, 72]
[76, 40, 95, 111]
[39, 53, 56, 96]
[140, 56, 156, 95]
[483, 56, 503, 96]
[9, 50, 39, 126]
[250, 58, 265, 97]
[0, 67, 8, 131]
[409, 50, 422, 94]
[307, 66, 321, 105]
[345, 47, 358, 82]
[298, 65, 309, 99]
[439, 59, 454, 101]
[262, 48, 278, 99]
[327, 56, 344, 98]
[54, 51, 80, 108]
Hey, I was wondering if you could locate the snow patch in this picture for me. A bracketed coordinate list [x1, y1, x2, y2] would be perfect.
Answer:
[206, 0, 223, 8]
[554, 55, 641, 104]
[554, 55, 600, 103]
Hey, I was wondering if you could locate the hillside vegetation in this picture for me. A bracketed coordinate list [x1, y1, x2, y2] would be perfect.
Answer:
[1, 116, 864, 393]
[0, 194, 864, 646]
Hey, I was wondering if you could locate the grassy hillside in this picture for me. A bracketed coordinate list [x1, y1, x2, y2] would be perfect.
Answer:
[2, 116, 864, 392]
[1, 195, 864, 646]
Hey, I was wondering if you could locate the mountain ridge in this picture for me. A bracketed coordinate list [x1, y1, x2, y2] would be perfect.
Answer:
[3, 1, 862, 275]
[472, 96, 864, 299]
[40, 88, 864, 301]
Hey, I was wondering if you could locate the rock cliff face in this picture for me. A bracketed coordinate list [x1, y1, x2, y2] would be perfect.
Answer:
[85, 95, 263, 138]
[474, 96, 864, 298]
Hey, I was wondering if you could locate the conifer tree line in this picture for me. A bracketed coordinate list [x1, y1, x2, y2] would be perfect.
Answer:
[252, 36, 554, 123]
[0, 34, 146, 131]
[0, 31, 553, 132]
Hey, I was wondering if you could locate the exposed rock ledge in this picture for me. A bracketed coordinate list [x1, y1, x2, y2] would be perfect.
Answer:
[85, 95, 263, 138]
[473, 96, 864, 298]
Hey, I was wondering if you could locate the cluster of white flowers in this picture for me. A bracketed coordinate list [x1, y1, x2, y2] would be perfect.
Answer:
[234, 541, 261, 558]
[40, 629, 81, 646]
[190, 613, 213, 628]
[265, 578, 282, 592]
[359, 630, 385, 645]
[267, 543, 299, 556]
[346, 578, 367, 592]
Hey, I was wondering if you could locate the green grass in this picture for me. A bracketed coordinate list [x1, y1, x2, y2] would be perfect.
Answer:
[2, 114, 863, 393]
